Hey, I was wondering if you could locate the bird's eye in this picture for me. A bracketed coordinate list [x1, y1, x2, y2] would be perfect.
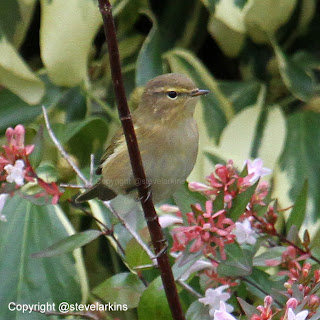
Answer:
[167, 91, 178, 99]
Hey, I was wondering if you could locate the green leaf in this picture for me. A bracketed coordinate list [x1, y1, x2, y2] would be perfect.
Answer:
[93, 273, 145, 309]
[244, 268, 286, 305]
[273, 111, 320, 223]
[272, 39, 314, 101]
[136, 11, 164, 86]
[172, 250, 204, 281]
[218, 80, 261, 114]
[32, 230, 102, 258]
[47, 117, 109, 166]
[237, 298, 258, 317]
[136, 0, 197, 86]
[286, 180, 308, 232]
[125, 228, 152, 268]
[228, 180, 259, 221]
[173, 183, 207, 215]
[186, 300, 211, 320]
[137, 277, 173, 320]
[244, 0, 297, 44]
[0, 0, 37, 47]
[253, 246, 287, 267]
[0, 196, 88, 319]
[0, 75, 63, 131]
[40, 0, 102, 86]
[217, 243, 252, 277]
[0, 36, 45, 105]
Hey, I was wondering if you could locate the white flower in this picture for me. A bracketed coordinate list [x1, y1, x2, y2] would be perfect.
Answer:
[199, 285, 233, 316]
[214, 301, 238, 320]
[233, 219, 257, 245]
[180, 259, 214, 281]
[246, 158, 272, 184]
[159, 214, 183, 228]
[4, 159, 25, 186]
[287, 308, 308, 320]
[0, 194, 9, 222]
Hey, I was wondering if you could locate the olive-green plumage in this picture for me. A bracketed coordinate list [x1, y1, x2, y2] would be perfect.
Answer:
[76, 73, 209, 203]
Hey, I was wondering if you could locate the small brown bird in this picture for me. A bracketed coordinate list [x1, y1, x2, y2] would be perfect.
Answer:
[76, 73, 209, 203]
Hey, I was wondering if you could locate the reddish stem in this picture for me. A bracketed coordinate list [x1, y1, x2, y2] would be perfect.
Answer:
[97, 1, 185, 319]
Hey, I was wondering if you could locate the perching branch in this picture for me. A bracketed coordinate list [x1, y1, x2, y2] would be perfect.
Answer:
[97, 1, 185, 319]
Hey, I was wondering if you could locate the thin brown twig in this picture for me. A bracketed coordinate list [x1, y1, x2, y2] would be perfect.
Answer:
[97, 1, 185, 319]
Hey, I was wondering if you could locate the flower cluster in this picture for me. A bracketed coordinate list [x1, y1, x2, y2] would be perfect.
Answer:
[171, 201, 235, 262]
[0, 125, 62, 216]
[161, 158, 320, 320]
[164, 159, 270, 266]
[250, 296, 309, 320]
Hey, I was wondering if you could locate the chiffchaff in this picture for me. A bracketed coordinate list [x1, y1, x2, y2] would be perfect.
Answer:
[76, 73, 209, 203]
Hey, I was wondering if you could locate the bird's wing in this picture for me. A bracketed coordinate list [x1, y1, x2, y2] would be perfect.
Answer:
[95, 127, 125, 175]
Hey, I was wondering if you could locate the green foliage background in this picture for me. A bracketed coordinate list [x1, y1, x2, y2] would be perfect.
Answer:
[0, 0, 320, 319]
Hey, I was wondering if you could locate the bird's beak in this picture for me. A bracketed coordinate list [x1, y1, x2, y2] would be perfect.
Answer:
[191, 89, 210, 97]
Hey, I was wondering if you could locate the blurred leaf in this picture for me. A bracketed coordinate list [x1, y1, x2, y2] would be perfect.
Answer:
[244, 0, 298, 43]
[0, 0, 20, 41]
[27, 126, 45, 169]
[218, 80, 261, 114]
[237, 298, 258, 317]
[136, 0, 203, 86]
[48, 117, 109, 166]
[208, 15, 245, 58]
[273, 111, 320, 224]
[125, 227, 152, 268]
[172, 250, 204, 281]
[136, 11, 163, 86]
[32, 230, 102, 258]
[0, 75, 63, 131]
[186, 300, 211, 320]
[164, 48, 232, 142]
[137, 277, 173, 320]
[244, 268, 286, 304]
[211, 0, 246, 33]
[228, 180, 258, 221]
[0, 196, 88, 319]
[173, 183, 207, 216]
[40, 0, 102, 86]
[286, 180, 308, 232]
[56, 86, 87, 121]
[93, 272, 145, 308]
[217, 243, 252, 277]
[272, 39, 315, 101]
[297, 0, 316, 35]
[0, 36, 45, 105]
[0, 0, 37, 47]
[253, 246, 287, 267]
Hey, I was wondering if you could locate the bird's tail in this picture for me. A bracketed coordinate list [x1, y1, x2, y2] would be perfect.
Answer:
[75, 182, 117, 202]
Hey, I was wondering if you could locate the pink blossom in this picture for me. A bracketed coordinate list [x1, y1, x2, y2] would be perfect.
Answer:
[246, 158, 272, 184]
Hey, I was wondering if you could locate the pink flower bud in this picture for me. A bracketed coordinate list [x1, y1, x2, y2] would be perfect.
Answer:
[5, 127, 14, 146]
[188, 182, 211, 192]
[14, 125, 25, 149]
[286, 298, 298, 309]
[264, 296, 273, 307]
